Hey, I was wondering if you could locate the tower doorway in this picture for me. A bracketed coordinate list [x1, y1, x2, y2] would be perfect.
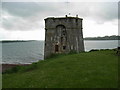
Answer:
[55, 45, 59, 52]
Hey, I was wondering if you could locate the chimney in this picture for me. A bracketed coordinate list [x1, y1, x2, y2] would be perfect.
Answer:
[76, 14, 78, 18]
[65, 15, 67, 17]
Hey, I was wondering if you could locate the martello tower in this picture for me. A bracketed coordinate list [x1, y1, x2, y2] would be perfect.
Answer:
[44, 15, 84, 58]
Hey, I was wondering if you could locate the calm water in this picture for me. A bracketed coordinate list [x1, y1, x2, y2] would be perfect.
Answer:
[1, 41, 44, 64]
[84, 40, 119, 51]
[0, 40, 119, 64]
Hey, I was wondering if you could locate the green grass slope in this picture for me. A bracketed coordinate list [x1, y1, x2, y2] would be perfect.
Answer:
[2, 50, 118, 88]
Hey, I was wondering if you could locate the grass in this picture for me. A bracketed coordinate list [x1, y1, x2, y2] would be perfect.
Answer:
[2, 49, 118, 88]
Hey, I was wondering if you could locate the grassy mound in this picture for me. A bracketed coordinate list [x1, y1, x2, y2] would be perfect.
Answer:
[2, 50, 118, 88]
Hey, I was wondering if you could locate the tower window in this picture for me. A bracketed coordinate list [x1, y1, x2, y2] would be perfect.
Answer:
[55, 45, 59, 52]
[63, 46, 66, 50]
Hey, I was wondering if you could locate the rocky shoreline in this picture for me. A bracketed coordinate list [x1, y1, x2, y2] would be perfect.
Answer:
[0, 64, 30, 72]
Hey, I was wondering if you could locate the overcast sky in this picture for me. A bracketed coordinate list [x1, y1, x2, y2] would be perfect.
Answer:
[1, 0, 119, 40]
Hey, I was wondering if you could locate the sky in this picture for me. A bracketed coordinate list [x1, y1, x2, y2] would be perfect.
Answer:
[0, 0, 119, 40]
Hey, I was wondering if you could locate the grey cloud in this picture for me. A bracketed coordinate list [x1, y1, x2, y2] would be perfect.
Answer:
[2, 2, 118, 31]
[118, 2, 120, 19]
[2, 2, 53, 17]
[67, 2, 118, 23]
[2, 2, 65, 17]
[2, 2, 68, 31]
[2, 15, 42, 30]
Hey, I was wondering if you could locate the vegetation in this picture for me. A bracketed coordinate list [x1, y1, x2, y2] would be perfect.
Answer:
[1, 40, 35, 43]
[84, 35, 120, 40]
[2, 49, 118, 88]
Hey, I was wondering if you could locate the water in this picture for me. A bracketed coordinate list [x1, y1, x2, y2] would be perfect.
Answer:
[1, 40, 119, 64]
[84, 40, 119, 51]
[2, 41, 44, 64]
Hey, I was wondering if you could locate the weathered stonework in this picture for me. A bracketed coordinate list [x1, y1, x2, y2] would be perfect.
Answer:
[44, 16, 84, 58]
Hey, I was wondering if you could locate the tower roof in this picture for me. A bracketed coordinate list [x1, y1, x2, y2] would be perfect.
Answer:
[44, 16, 83, 20]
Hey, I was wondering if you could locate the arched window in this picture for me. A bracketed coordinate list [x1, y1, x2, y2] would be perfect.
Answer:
[55, 25, 67, 51]
[56, 25, 66, 37]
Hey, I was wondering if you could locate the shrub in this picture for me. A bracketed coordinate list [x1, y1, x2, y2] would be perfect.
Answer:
[69, 50, 77, 54]
[89, 49, 99, 52]
[3, 66, 21, 74]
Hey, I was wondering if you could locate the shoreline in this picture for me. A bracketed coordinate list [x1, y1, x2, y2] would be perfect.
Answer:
[0, 64, 31, 72]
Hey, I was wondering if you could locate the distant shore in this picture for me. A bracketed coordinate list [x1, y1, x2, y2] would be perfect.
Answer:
[1, 40, 37, 43]
[84, 35, 120, 40]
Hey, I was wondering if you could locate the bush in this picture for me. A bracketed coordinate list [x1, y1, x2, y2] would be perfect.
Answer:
[3, 66, 21, 74]
[89, 49, 99, 52]
[69, 50, 77, 54]
[21, 63, 38, 72]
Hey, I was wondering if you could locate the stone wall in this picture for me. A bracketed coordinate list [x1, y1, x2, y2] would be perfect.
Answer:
[44, 16, 84, 58]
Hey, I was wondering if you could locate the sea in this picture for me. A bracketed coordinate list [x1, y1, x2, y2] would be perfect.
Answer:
[0, 40, 119, 64]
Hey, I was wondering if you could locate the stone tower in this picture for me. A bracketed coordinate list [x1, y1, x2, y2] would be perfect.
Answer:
[44, 15, 84, 58]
